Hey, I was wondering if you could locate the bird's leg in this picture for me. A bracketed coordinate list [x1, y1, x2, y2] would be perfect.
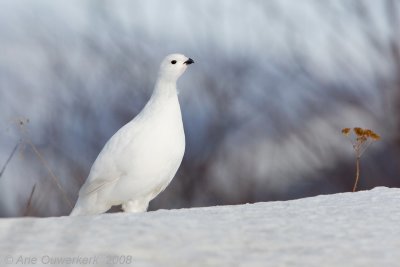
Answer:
[122, 199, 149, 213]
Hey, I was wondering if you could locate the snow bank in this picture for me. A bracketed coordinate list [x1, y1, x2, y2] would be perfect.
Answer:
[0, 187, 399, 267]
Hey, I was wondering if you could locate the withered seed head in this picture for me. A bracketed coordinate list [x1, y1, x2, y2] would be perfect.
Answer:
[370, 132, 381, 140]
[353, 127, 364, 136]
[342, 127, 380, 143]
[341, 128, 351, 136]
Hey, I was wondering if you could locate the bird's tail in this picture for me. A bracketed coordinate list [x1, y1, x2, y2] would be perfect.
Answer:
[69, 200, 85, 216]
[69, 195, 111, 216]
[69, 196, 91, 216]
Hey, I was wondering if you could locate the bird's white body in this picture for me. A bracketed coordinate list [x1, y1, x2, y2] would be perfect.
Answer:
[70, 54, 193, 215]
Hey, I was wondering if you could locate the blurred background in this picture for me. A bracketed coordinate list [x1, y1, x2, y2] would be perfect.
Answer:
[0, 0, 399, 217]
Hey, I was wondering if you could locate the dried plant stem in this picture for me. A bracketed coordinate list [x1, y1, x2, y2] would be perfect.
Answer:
[17, 121, 73, 209]
[342, 127, 380, 192]
[353, 156, 360, 192]
[0, 143, 19, 179]
[27, 139, 73, 209]
[23, 184, 36, 216]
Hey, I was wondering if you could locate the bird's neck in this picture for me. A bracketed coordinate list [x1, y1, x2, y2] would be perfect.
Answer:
[152, 79, 178, 100]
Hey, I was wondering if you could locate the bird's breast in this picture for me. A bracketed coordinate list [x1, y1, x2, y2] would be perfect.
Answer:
[118, 96, 185, 177]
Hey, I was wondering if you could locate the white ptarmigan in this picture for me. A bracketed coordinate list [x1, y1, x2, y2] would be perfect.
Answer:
[70, 54, 194, 215]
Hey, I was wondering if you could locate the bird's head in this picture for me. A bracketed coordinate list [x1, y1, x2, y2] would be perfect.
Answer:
[158, 53, 194, 83]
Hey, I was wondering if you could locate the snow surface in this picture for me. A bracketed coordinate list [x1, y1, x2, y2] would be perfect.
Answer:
[0, 187, 399, 267]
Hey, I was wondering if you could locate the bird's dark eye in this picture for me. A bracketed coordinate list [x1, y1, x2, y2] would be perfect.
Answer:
[171, 60, 177, 64]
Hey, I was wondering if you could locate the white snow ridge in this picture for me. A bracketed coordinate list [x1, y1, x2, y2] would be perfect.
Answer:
[70, 54, 194, 216]
[0, 187, 399, 267]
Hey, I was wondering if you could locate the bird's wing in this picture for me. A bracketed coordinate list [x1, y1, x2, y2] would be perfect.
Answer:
[78, 121, 138, 197]
[78, 143, 124, 197]
[79, 175, 119, 196]
[78, 108, 149, 197]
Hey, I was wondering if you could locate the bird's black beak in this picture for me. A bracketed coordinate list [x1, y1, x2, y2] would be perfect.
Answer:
[184, 58, 194, 65]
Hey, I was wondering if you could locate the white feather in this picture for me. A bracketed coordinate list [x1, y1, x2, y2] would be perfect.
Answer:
[70, 53, 193, 215]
